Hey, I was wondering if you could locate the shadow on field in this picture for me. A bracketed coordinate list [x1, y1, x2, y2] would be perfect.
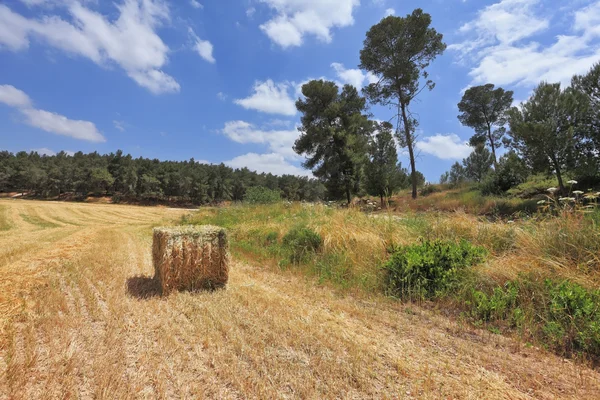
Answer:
[127, 275, 161, 299]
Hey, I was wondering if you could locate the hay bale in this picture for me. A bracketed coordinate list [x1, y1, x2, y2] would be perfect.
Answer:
[152, 225, 229, 295]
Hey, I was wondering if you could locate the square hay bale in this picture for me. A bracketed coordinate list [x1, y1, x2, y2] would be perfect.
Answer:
[152, 225, 230, 295]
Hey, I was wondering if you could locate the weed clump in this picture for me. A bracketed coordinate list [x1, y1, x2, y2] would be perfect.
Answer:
[282, 226, 323, 263]
[383, 239, 486, 300]
[244, 186, 281, 204]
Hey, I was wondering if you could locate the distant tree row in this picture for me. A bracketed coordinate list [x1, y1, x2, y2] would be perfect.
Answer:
[0, 150, 326, 204]
[442, 62, 600, 193]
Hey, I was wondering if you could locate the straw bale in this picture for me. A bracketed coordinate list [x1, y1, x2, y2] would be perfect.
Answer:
[152, 225, 229, 294]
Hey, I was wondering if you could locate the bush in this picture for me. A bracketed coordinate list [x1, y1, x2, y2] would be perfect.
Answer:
[469, 282, 520, 323]
[507, 174, 561, 198]
[383, 239, 487, 300]
[543, 280, 600, 355]
[282, 226, 323, 263]
[264, 231, 279, 245]
[420, 184, 441, 197]
[244, 186, 281, 204]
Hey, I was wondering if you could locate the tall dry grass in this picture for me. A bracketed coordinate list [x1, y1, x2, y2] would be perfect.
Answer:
[189, 203, 600, 291]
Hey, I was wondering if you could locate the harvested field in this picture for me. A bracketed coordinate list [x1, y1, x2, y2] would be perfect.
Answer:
[1, 199, 600, 399]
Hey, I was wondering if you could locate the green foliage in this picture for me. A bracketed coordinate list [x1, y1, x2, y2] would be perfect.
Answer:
[469, 282, 520, 323]
[383, 239, 486, 300]
[0, 150, 324, 204]
[465, 276, 600, 359]
[419, 184, 441, 197]
[463, 144, 494, 183]
[264, 231, 279, 245]
[294, 80, 371, 203]
[507, 82, 587, 191]
[506, 174, 562, 198]
[364, 121, 409, 204]
[282, 226, 323, 264]
[544, 280, 600, 354]
[244, 186, 281, 204]
[480, 151, 530, 195]
[457, 84, 514, 165]
[360, 9, 446, 199]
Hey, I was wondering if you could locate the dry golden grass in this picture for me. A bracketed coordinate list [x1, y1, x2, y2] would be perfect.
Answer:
[1, 199, 600, 399]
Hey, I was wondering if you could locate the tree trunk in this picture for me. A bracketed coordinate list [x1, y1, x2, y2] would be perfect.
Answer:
[346, 187, 351, 205]
[400, 104, 418, 199]
[380, 194, 384, 209]
[553, 157, 566, 193]
[487, 124, 498, 169]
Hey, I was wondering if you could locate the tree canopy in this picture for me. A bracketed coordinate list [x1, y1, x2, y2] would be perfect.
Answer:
[294, 80, 371, 204]
[360, 9, 446, 199]
[507, 82, 586, 191]
[457, 84, 513, 168]
[0, 150, 326, 203]
[364, 121, 409, 206]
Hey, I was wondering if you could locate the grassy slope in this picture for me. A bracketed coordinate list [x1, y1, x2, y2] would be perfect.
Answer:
[1, 199, 600, 398]
[187, 202, 600, 361]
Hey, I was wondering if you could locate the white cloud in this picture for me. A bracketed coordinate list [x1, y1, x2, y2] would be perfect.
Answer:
[330, 63, 378, 89]
[234, 80, 296, 116]
[0, 84, 32, 108]
[0, 84, 105, 142]
[450, 0, 600, 88]
[225, 153, 310, 176]
[221, 120, 299, 159]
[247, 7, 256, 18]
[415, 134, 472, 160]
[258, 0, 359, 48]
[217, 92, 227, 101]
[189, 0, 203, 9]
[384, 8, 395, 16]
[189, 27, 215, 63]
[21, 109, 105, 142]
[31, 147, 56, 156]
[113, 120, 126, 132]
[0, 1, 180, 94]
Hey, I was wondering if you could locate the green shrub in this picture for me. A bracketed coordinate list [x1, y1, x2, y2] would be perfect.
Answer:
[469, 282, 519, 322]
[264, 231, 279, 245]
[244, 186, 281, 204]
[507, 174, 563, 198]
[420, 184, 441, 197]
[282, 226, 323, 263]
[383, 239, 487, 300]
[543, 280, 600, 355]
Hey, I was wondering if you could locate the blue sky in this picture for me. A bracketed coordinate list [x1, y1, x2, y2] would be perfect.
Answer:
[1, 0, 600, 182]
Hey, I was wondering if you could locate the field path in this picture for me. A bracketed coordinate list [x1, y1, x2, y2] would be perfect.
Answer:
[1, 199, 599, 399]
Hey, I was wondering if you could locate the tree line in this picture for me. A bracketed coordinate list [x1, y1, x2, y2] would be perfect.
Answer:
[441, 63, 600, 194]
[0, 150, 326, 204]
[294, 8, 600, 200]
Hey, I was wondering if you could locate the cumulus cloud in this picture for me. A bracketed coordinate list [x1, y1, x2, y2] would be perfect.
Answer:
[0, 1, 180, 94]
[21, 109, 105, 142]
[0, 84, 105, 142]
[415, 134, 472, 160]
[221, 120, 299, 159]
[189, 27, 215, 63]
[384, 8, 395, 17]
[450, 0, 600, 88]
[0, 84, 32, 108]
[225, 153, 310, 176]
[330, 63, 378, 89]
[234, 80, 296, 116]
[258, 0, 359, 48]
